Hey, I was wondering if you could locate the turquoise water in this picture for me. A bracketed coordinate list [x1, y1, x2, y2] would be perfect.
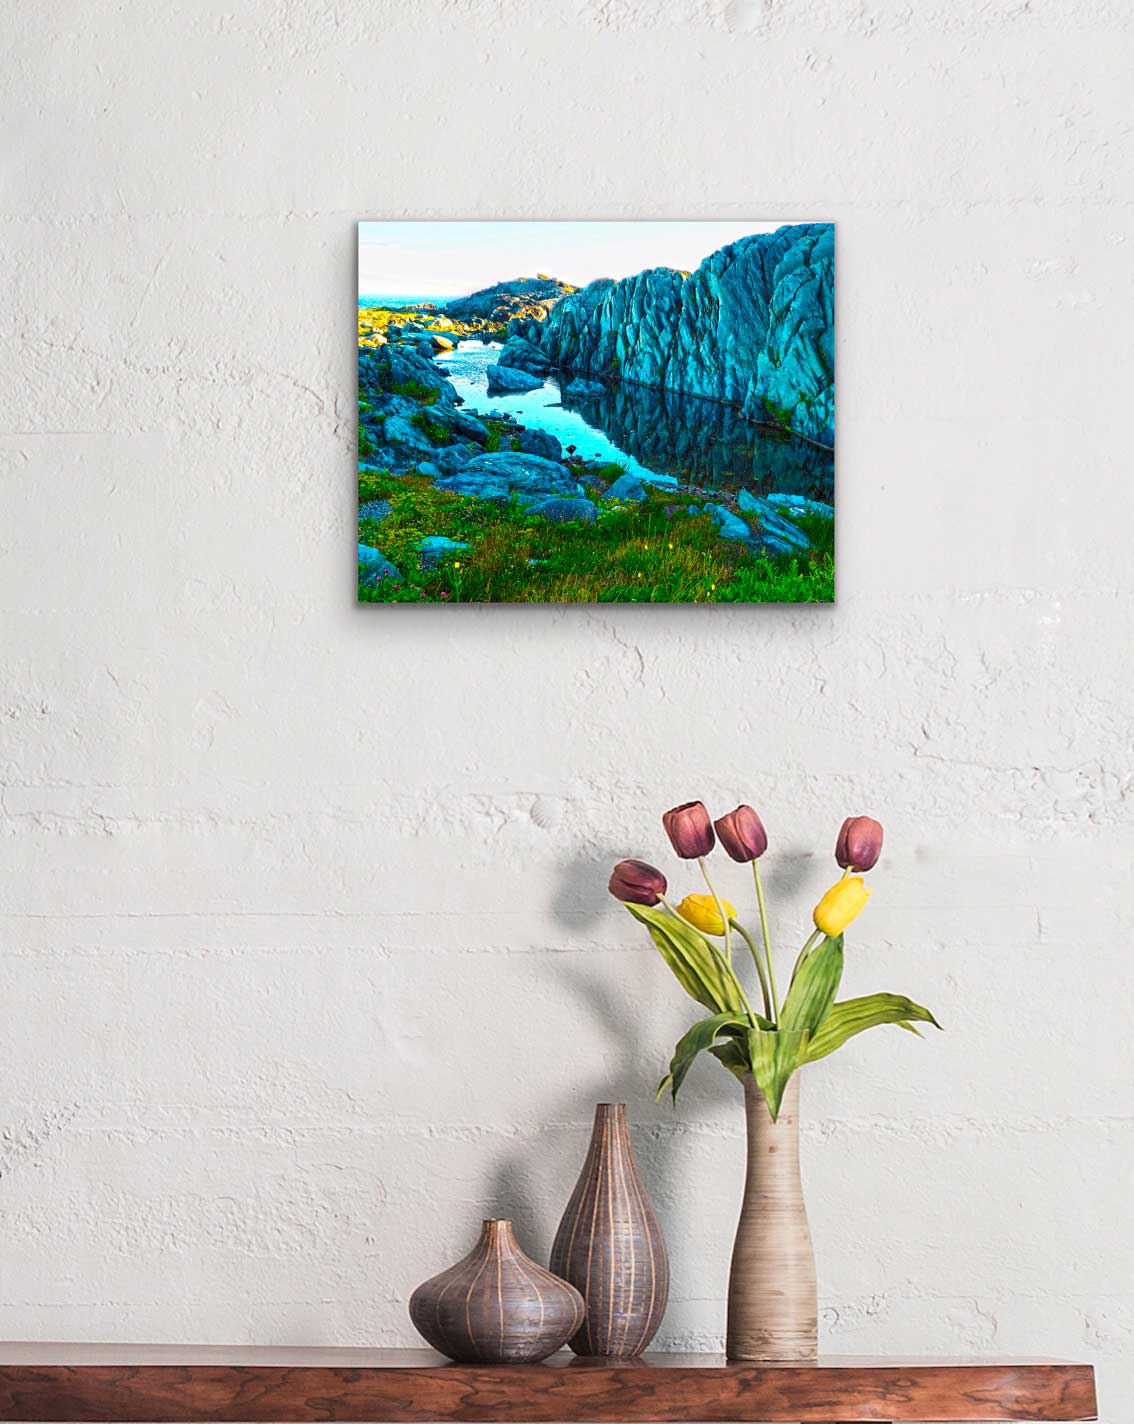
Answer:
[441, 340, 834, 498]
[358, 293, 451, 309]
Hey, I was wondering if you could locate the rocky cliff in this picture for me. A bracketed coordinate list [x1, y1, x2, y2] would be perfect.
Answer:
[528, 225, 833, 448]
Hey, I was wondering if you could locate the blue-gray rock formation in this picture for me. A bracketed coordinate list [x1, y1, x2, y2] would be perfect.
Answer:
[534, 224, 833, 448]
[516, 427, 563, 461]
[497, 335, 551, 374]
[358, 544, 402, 586]
[416, 535, 469, 569]
[527, 496, 597, 525]
[486, 364, 543, 394]
[765, 493, 834, 519]
[443, 276, 576, 326]
[605, 473, 648, 502]
[434, 452, 583, 503]
[737, 490, 812, 553]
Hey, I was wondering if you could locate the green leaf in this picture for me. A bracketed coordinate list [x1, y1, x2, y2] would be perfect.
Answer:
[747, 1027, 809, 1121]
[804, 993, 941, 1063]
[664, 1010, 768, 1102]
[625, 902, 751, 1015]
[709, 1038, 751, 1080]
[780, 933, 844, 1034]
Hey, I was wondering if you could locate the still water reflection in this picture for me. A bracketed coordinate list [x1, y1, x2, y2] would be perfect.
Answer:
[442, 341, 833, 498]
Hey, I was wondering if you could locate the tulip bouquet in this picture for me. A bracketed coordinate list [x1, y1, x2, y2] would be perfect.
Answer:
[610, 804, 939, 1120]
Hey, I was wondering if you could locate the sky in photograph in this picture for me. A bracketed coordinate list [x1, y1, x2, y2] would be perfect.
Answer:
[357, 221, 800, 297]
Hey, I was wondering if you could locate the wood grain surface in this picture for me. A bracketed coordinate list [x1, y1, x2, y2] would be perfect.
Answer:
[0, 1346, 1097, 1422]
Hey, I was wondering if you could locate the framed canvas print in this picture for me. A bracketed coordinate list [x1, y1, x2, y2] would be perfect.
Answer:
[357, 221, 834, 604]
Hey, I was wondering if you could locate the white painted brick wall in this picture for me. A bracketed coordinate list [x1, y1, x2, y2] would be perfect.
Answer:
[2, 1, 1130, 1419]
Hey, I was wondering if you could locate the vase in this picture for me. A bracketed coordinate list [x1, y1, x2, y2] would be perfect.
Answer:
[727, 1073, 817, 1361]
[408, 1218, 584, 1363]
[550, 1102, 669, 1357]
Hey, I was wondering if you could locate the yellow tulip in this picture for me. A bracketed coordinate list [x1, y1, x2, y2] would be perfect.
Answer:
[676, 892, 737, 937]
[812, 876, 871, 936]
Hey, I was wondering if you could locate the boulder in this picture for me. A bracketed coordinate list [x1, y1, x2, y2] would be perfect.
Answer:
[605, 473, 647, 503]
[416, 535, 469, 569]
[565, 377, 605, 398]
[497, 336, 551, 374]
[527, 497, 597, 526]
[516, 427, 562, 461]
[438, 451, 582, 501]
[706, 503, 755, 545]
[486, 364, 544, 395]
[416, 461, 442, 479]
[436, 476, 511, 505]
[383, 415, 436, 453]
[370, 392, 419, 419]
[434, 443, 477, 473]
[451, 409, 490, 443]
[429, 332, 457, 351]
[737, 491, 812, 552]
[358, 544, 402, 587]
[765, 492, 834, 519]
[415, 340, 436, 359]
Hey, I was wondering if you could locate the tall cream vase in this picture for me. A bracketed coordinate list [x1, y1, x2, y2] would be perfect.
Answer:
[726, 1073, 818, 1361]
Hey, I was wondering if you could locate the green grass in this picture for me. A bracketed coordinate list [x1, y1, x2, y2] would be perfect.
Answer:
[411, 410, 450, 445]
[358, 469, 834, 604]
[484, 420, 506, 454]
[786, 509, 835, 560]
[390, 379, 438, 405]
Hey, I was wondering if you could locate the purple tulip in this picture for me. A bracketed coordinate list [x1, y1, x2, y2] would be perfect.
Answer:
[835, 816, 884, 872]
[662, 801, 716, 859]
[609, 859, 668, 907]
[714, 805, 768, 863]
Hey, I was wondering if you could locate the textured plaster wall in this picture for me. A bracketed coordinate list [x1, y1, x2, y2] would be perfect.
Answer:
[2, 1, 1132, 1420]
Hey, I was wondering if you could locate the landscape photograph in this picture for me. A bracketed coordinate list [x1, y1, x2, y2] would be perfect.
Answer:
[357, 221, 834, 604]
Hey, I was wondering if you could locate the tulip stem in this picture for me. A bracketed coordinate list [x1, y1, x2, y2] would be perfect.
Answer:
[698, 856, 733, 965]
[751, 861, 779, 1025]
[730, 918, 772, 1021]
[660, 895, 702, 934]
[660, 896, 760, 1030]
[790, 929, 825, 986]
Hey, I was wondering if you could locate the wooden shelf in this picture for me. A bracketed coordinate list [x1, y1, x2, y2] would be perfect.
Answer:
[0, 1345, 1096, 1423]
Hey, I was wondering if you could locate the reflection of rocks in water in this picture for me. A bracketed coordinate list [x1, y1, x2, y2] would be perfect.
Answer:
[558, 378, 833, 499]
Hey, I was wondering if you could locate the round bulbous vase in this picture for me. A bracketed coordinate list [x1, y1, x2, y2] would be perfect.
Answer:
[726, 1073, 818, 1362]
[409, 1218, 585, 1363]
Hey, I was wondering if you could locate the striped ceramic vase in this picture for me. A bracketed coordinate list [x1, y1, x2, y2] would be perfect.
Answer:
[550, 1102, 669, 1356]
[408, 1218, 584, 1363]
